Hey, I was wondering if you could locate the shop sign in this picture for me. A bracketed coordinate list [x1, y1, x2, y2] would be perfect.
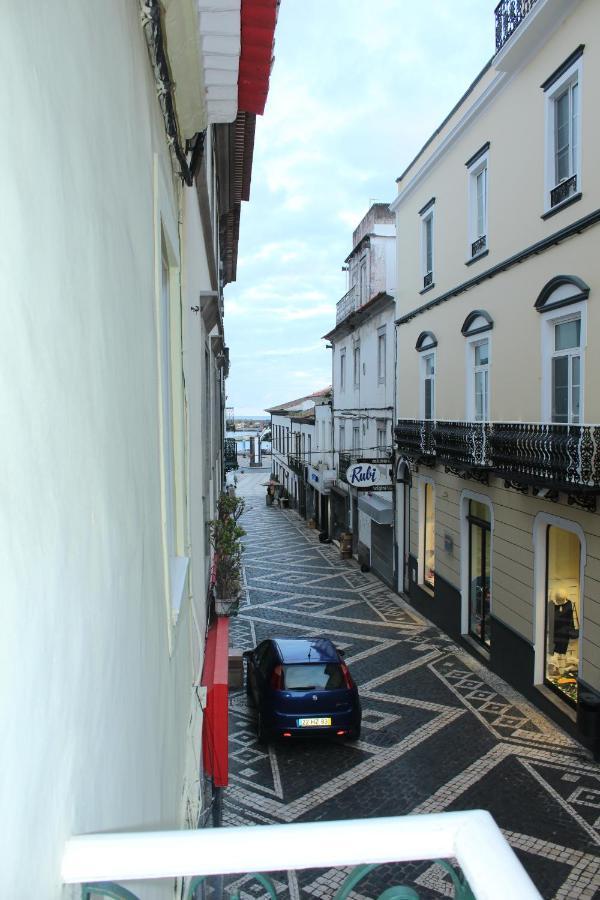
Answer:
[345, 460, 393, 491]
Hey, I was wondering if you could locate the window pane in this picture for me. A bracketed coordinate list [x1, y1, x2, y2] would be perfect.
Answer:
[475, 340, 489, 366]
[469, 519, 491, 647]
[425, 354, 434, 377]
[424, 379, 433, 420]
[424, 482, 435, 588]
[555, 90, 570, 182]
[474, 371, 485, 421]
[470, 499, 491, 523]
[571, 82, 578, 174]
[425, 216, 433, 273]
[283, 663, 344, 690]
[554, 319, 580, 351]
[571, 355, 581, 423]
[552, 355, 569, 423]
[545, 526, 580, 706]
[476, 169, 485, 237]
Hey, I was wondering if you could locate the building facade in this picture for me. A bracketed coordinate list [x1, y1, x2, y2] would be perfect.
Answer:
[324, 204, 397, 585]
[0, 1, 276, 896]
[392, 0, 600, 747]
[268, 389, 332, 526]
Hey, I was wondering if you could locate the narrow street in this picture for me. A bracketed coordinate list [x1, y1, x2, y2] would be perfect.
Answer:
[224, 467, 600, 900]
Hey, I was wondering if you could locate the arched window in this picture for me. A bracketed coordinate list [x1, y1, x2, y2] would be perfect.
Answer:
[535, 277, 589, 423]
[416, 333, 437, 420]
[462, 311, 493, 421]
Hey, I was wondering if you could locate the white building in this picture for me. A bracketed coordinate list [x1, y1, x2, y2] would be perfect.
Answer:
[0, 1, 276, 897]
[268, 389, 332, 526]
[324, 204, 397, 585]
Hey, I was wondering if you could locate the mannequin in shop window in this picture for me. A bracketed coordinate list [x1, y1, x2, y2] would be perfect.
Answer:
[548, 594, 579, 654]
[547, 594, 579, 700]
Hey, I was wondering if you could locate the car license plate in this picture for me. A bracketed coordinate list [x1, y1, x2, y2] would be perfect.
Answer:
[297, 717, 331, 727]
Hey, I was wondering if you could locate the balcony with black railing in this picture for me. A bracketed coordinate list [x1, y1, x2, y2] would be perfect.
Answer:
[395, 419, 600, 502]
[495, 0, 539, 53]
[471, 235, 487, 258]
[288, 453, 306, 476]
[550, 174, 577, 209]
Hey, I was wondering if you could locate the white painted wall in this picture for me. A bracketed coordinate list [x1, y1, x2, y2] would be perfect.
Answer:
[0, 4, 220, 897]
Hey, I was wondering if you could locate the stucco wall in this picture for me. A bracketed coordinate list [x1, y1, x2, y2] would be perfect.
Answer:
[0, 3, 207, 897]
[395, 0, 600, 423]
[411, 468, 600, 693]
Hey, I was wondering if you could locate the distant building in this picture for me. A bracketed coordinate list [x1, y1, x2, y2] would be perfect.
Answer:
[323, 203, 397, 585]
[267, 388, 333, 527]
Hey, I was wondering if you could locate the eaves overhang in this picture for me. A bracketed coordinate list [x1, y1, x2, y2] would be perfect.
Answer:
[322, 291, 395, 342]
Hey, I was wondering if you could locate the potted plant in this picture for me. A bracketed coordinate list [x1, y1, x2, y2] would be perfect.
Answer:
[209, 492, 246, 616]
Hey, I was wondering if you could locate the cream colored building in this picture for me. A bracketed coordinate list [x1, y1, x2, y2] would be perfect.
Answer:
[392, 0, 600, 750]
[0, 1, 276, 897]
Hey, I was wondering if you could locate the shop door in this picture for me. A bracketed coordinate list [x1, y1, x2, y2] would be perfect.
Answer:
[331, 492, 348, 541]
[352, 496, 359, 554]
[371, 522, 394, 587]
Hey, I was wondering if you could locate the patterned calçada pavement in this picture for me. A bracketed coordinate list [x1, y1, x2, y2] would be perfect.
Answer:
[223, 468, 600, 900]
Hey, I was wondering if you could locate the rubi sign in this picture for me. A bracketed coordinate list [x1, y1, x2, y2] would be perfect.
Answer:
[345, 461, 392, 489]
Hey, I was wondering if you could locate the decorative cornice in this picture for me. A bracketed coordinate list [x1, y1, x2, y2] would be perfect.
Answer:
[395, 208, 600, 327]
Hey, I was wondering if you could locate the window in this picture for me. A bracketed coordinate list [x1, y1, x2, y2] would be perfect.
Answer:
[377, 423, 386, 450]
[472, 339, 490, 421]
[543, 49, 583, 212]
[377, 326, 386, 383]
[307, 434, 311, 462]
[423, 482, 435, 589]
[353, 424, 360, 453]
[421, 352, 436, 420]
[545, 525, 581, 707]
[359, 258, 367, 304]
[419, 199, 435, 290]
[468, 500, 491, 647]
[339, 421, 345, 451]
[340, 349, 346, 391]
[353, 343, 361, 388]
[551, 316, 581, 423]
[466, 145, 488, 258]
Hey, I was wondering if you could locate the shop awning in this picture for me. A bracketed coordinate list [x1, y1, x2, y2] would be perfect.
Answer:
[201, 616, 230, 788]
[358, 493, 394, 525]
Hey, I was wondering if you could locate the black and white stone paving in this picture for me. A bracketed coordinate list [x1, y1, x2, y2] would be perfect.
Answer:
[224, 468, 600, 899]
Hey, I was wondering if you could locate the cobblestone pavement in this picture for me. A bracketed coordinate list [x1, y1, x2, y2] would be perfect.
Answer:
[224, 468, 600, 900]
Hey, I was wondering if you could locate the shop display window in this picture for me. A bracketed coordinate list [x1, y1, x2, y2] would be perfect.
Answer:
[545, 525, 581, 706]
[423, 482, 435, 588]
[468, 500, 491, 647]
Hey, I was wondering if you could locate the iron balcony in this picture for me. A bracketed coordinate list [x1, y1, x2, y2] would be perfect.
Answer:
[495, 0, 539, 53]
[394, 418, 600, 501]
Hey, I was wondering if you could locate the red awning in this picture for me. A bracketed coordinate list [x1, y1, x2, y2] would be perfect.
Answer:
[238, 0, 278, 115]
[201, 616, 230, 788]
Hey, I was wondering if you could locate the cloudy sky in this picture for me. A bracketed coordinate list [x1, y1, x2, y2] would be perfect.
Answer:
[224, 0, 499, 416]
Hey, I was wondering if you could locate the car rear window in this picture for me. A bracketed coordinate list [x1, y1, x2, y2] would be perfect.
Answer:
[283, 663, 344, 691]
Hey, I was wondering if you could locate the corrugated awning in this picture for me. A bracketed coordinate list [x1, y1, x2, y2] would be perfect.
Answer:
[201, 616, 230, 788]
[358, 493, 394, 525]
[238, 0, 278, 115]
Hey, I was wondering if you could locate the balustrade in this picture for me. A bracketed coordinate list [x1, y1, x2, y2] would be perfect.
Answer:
[495, 0, 539, 52]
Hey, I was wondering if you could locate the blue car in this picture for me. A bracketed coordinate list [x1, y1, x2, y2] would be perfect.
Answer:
[244, 637, 361, 742]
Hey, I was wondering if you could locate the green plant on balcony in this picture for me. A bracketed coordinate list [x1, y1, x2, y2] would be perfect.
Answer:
[210, 493, 246, 615]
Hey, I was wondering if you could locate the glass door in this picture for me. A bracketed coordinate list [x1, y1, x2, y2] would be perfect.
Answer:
[468, 500, 491, 647]
[545, 525, 581, 706]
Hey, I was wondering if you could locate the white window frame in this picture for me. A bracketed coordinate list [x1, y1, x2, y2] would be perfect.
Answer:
[540, 299, 586, 424]
[532, 512, 586, 693]
[377, 326, 387, 384]
[353, 424, 360, 453]
[420, 203, 435, 289]
[339, 420, 345, 452]
[353, 342, 361, 389]
[420, 350, 436, 420]
[467, 151, 488, 259]
[340, 348, 346, 391]
[543, 55, 582, 213]
[465, 333, 491, 422]
[359, 255, 368, 304]
[377, 423, 386, 450]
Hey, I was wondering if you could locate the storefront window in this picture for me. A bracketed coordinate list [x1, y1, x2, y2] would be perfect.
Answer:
[545, 525, 581, 706]
[468, 500, 491, 647]
[423, 482, 435, 588]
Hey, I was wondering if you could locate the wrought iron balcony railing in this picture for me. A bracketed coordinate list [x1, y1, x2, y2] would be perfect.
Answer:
[395, 419, 600, 498]
[471, 235, 487, 257]
[62, 810, 542, 899]
[336, 284, 359, 324]
[423, 271, 433, 289]
[338, 451, 353, 482]
[288, 453, 305, 476]
[550, 174, 577, 209]
[224, 437, 238, 472]
[495, 0, 539, 53]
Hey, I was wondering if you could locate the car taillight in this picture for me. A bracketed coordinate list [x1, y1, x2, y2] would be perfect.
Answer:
[340, 662, 354, 689]
[270, 665, 284, 690]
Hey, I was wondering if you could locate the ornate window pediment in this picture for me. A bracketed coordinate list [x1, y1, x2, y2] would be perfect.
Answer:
[534, 275, 590, 313]
[461, 310, 493, 336]
[415, 330, 438, 352]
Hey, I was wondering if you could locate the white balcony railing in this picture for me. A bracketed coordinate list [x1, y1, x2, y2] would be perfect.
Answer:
[336, 284, 359, 324]
[62, 810, 541, 899]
